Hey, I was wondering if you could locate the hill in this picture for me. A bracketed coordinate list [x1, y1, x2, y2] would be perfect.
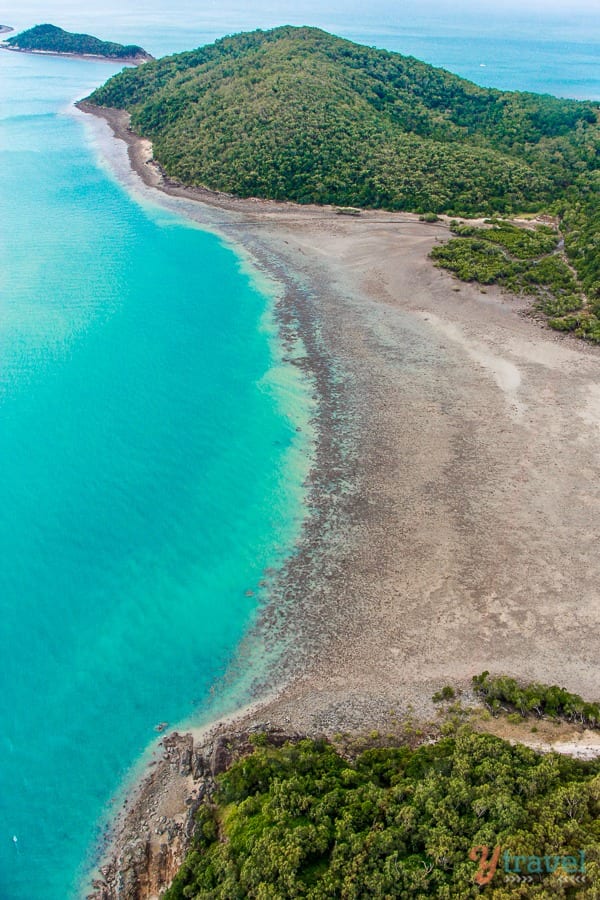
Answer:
[163, 728, 600, 898]
[87, 26, 599, 319]
[88, 27, 597, 211]
[6, 23, 152, 61]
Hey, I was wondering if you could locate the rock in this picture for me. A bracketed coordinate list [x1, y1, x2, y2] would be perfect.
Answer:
[163, 732, 194, 776]
[88, 728, 305, 900]
[192, 747, 209, 778]
[210, 735, 232, 775]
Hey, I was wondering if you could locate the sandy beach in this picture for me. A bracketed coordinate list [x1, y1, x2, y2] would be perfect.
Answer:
[81, 105, 600, 897]
[0, 45, 148, 63]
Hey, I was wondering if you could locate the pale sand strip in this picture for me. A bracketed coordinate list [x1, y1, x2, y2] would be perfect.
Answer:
[80, 104, 600, 897]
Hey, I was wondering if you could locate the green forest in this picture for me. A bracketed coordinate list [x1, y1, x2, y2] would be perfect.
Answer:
[87, 26, 598, 322]
[430, 219, 600, 342]
[88, 27, 598, 212]
[164, 728, 600, 898]
[7, 24, 151, 60]
[472, 672, 600, 726]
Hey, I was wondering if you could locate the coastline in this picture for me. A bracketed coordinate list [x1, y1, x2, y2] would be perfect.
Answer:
[81, 103, 600, 898]
[0, 45, 149, 64]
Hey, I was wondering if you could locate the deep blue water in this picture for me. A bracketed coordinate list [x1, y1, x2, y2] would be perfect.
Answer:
[0, 3, 598, 898]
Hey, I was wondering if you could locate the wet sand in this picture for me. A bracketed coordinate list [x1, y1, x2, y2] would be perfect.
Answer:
[81, 104, 600, 897]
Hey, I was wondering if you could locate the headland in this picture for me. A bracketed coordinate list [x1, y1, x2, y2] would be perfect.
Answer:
[81, 102, 600, 898]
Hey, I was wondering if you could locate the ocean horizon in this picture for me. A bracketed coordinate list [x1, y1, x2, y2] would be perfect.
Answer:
[2, 1, 600, 99]
[0, 2, 598, 897]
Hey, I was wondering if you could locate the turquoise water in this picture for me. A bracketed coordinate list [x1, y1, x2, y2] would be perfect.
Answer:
[0, 49, 312, 899]
[0, 4, 598, 899]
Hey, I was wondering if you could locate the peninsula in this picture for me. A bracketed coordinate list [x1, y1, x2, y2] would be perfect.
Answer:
[87, 25, 599, 340]
[82, 26, 600, 899]
[4, 23, 152, 62]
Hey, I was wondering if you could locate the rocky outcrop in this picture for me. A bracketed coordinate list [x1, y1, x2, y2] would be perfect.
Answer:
[89, 732, 200, 900]
[89, 727, 302, 900]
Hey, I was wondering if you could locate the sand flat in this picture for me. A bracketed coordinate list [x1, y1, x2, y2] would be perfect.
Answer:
[82, 104, 600, 898]
[80, 104, 600, 731]
[250, 213, 600, 728]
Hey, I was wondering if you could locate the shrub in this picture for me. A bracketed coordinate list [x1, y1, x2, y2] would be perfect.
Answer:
[433, 685, 456, 702]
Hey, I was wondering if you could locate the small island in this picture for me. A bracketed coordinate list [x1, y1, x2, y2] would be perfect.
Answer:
[0, 25, 13, 34]
[3, 23, 152, 62]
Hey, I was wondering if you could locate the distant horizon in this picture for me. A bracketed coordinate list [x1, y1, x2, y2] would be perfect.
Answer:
[2, 2, 598, 103]
[1, 0, 599, 37]
[1, 0, 599, 16]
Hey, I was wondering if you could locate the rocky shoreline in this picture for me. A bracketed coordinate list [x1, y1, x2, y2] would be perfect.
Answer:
[89, 727, 311, 900]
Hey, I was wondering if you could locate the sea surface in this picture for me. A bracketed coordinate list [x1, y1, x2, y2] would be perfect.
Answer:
[0, 2, 598, 898]
[0, 46, 314, 900]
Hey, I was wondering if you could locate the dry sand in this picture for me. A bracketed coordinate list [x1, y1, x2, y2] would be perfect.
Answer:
[80, 105, 600, 896]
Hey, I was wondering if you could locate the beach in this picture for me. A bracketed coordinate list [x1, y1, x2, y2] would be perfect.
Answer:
[83, 105, 600, 897]
[0, 45, 147, 63]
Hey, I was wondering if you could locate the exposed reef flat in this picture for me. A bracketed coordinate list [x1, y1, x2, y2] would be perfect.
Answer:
[82, 103, 600, 898]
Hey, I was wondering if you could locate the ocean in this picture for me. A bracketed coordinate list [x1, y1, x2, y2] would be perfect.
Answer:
[0, 2, 598, 897]
[0, 43, 314, 900]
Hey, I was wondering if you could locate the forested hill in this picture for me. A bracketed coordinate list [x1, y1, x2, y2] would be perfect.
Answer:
[6, 24, 152, 61]
[88, 26, 598, 305]
[89, 26, 598, 212]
